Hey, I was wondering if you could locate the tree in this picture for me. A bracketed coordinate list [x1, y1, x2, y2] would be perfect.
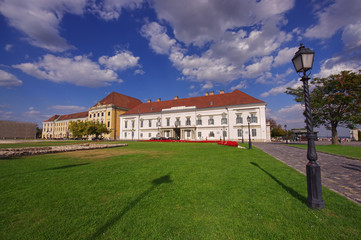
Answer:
[286, 70, 361, 144]
[36, 126, 42, 139]
[85, 121, 110, 139]
[267, 118, 286, 138]
[68, 120, 87, 139]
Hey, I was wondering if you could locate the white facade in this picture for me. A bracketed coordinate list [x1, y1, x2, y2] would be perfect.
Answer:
[119, 103, 270, 142]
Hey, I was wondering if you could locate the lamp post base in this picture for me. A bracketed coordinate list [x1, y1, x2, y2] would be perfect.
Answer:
[306, 161, 325, 209]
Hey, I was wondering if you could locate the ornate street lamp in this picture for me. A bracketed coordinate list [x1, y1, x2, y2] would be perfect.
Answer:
[241, 125, 244, 143]
[284, 124, 288, 144]
[247, 116, 252, 149]
[292, 43, 325, 209]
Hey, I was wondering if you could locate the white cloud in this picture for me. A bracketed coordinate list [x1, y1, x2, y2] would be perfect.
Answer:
[152, 0, 294, 46]
[98, 51, 140, 71]
[201, 82, 213, 90]
[24, 106, 40, 117]
[231, 81, 247, 91]
[134, 69, 145, 75]
[13, 54, 121, 87]
[260, 79, 301, 98]
[141, 22, 177, 54]
[89, 0, 143, 20]
[0, 0, 143, 52]
[0, 110, 13, 120]
[342, 22, 361, 49]
[314, 57, 361, 78]
[278, 103, 303, 114]
[5, 44, 13, 51]
[273, 47, 299, 66]
[0, 69, 23, 87]
[50, 105, 87, 112]
[305, 0, 361, 43]
[242, 56, 274, 79]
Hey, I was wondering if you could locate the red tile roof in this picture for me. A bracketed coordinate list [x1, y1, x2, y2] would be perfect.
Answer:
[94, 92, 142, 109]
[44, 111, 88, 122]
[44, 115, 60, 122]
[123, 90, 265, 115]
[58, 111, 89, 121]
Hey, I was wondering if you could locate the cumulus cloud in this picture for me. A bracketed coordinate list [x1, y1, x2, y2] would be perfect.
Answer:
[98, 51, 140, 71]
[50, 105, 87, 112]
[314, 57, 361, 78]
[152, 0, 294, 46]
[305, 0, 361, 44]
[0, 69, 23, 87]
[140, 22, 177, 54]
[260, 79, 301, 98]
[13, 54, 121, 87]
[0, 0, 143, 52]
[277, 103, 303, 114]
[273, 47, 299, 66]
[5, 44, 13, 51]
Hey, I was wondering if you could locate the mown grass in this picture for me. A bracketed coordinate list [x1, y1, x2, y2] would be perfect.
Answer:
[0, 142, 360, 239]
[289, 144, 361, 160]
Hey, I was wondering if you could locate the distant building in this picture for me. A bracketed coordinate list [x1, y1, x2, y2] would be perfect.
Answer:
[42, 92, 142, 140]
[0, 120, 37, 139]
[119, 90, 271, 142]
[350, 129, 360, 141]
[291, 128, 318, 141]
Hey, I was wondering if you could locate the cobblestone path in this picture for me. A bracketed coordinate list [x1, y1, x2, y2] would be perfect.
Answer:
[254, 142, 361, 205]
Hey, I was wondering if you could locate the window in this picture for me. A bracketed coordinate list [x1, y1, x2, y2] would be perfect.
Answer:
[186, 130, 191, 138]
[93, 113, 96, 118]
[102, 112, 104, 117]
[236, 115, 243, 124]
[125, 121, 128, 128]
[108, 112, 110, 116]
[166, 118, 170, 126]
[221, 117, 227, 124]
[97, 113, 100, 117]
[251, 113, 258, 123]
[186, 117, 191, 126]
[209, 131, 215, 137]
[124, 132, 127, 138]
[196, 117, 202, 125]
[208, 116, 214, 125]
[198, 132, 202, 138]
[140, 133, 143, 138]
[149, 120, 152, 127]
[107, 121, 110, 127]
[148, 133, 151, 137]
[252, 129, 257, 137]
[165, 131, 170, 137]
[132, 121, 135, 128]
[89, 115, 92, 118]
[237, 129, 243, 137]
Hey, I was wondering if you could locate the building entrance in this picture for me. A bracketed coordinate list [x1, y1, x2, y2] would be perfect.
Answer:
[174, 128, 180, 139]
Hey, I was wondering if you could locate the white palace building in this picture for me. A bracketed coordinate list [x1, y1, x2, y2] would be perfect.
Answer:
[119, 90, 271, 142]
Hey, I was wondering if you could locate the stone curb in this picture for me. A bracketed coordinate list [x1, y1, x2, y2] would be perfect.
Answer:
[0, 143, 127, 159]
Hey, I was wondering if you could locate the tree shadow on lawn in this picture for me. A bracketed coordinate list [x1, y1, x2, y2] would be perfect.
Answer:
[250, 162, 306, 204]
[90, 173, 173, 239]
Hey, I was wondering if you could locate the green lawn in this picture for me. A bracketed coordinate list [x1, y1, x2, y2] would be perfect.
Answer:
[288, 144, 361, 160]
[1, 142, 360, 239]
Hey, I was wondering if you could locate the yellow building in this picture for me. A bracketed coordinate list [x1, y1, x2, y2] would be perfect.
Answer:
[42, 92, 142, 140]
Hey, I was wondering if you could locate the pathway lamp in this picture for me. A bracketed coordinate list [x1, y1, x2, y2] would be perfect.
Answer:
[247, 116, 252, 149]
[241, 125, 244, 143]
[292, 43, 325, 209]
[284, 124, 288, 144]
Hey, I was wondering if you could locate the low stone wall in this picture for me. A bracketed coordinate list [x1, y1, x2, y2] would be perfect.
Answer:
[0, 143, 127, 159]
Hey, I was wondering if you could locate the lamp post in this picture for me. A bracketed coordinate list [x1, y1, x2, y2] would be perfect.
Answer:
[247, 116, 252, 149]
[241, 125, 244, 143]
[292, 43, 324, 209]
[284, 124, 288, 144]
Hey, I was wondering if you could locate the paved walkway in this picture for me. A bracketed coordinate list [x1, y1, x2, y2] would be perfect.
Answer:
[253, 142, 361, 205]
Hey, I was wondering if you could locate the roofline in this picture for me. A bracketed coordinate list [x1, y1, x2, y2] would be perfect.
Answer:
[120, 102, 267, 117]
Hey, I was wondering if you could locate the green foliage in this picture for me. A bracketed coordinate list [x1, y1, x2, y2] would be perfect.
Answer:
[1, 142, 361, 239]
[271, 126, 285, 137]
[68, 121, 110, 139]
[358, 131, 361, 141]
[286, 70, 361, 144]
[68, 120, 87, 139]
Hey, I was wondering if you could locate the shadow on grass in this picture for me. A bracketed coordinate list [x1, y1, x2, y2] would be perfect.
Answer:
[0, 163, 91, 179]
[43, 163, 90, 171]
[250, 162, 306, 204]
[90, 173, 173, 239]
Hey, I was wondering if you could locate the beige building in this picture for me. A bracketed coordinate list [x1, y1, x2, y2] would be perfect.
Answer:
[42, 92, 142, 140]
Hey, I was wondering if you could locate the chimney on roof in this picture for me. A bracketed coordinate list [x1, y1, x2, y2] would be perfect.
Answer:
[174, 96, 179, 100]
[210, 91, 214, 95]
[220, 90, 225, 94]
[205, 92, 209, 96]
[147, 99, 152, 103]
[157, 98, 161, 102]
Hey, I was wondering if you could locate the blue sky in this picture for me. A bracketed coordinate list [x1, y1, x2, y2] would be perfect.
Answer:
[1, 0, 360, 137]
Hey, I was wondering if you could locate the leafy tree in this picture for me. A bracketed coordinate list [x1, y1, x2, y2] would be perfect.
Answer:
[267, 118, 278, 130]
[68, 121, 87, 139]
[86, 121, 110, 139]
[286, 70, 361, 144]
[36, 126, 42, 139]
[271, 125, 286, 137]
